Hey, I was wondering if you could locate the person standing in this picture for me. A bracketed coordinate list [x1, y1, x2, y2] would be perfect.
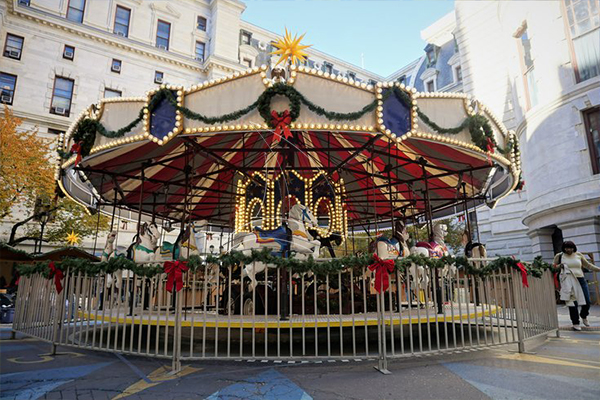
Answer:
[553, 241, 600, 330]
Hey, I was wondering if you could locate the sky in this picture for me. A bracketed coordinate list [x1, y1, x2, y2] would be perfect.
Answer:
[241, 0, 456, 77]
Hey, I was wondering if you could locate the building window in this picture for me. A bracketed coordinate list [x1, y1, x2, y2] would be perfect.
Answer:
[50, 76, 74, 116]
[0, 72, 17, 105]
[154, 71, 164, 84]
[241, 31, 251, 45]
[425, 44, 438, 67]
[562, 0, 600, 82]
[48, 128, 65, 135]
[63, 45, 75, 60]
[114, 6, 131, 37]
[67, 0, 86, 23]
[104, 88, 122, 98]
[18, 0, 30, 6]
[584, 107, 600, 174]
[111, 59, 122, 73]
[195, 41, 205, 61]
[156, 20, 170, 50]
[3, 34, 24, 60]
[516, 26, 538, 109]
[426, 79, 435, 92]
[324, 62, 333, 74]
[197, 16, 207, 31]
[455, 65, 463, 82]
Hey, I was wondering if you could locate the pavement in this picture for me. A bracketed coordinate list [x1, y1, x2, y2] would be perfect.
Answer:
[1, 306, 599, 400]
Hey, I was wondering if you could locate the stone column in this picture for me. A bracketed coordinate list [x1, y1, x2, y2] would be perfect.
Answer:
[527, 227, 555, 262]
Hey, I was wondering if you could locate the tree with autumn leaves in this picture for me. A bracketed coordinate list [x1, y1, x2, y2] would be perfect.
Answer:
[0, 106, 108, 248]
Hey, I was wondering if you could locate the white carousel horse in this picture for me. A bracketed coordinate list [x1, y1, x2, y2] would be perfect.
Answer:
[101, 230, 128, 289]
[132, 221, 207, 263]
[234, 203, 321, 291]
[368, 220, 410, 296]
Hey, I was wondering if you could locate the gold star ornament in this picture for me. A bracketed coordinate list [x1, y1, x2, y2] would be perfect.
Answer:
[270, 28, 311, 67]
[65, 230, 81, 246]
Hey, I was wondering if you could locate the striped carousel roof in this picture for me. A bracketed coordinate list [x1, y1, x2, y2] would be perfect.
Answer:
[57, 65, 520, 229]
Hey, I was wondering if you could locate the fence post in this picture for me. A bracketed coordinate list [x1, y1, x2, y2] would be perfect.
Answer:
[510, 269, 526, 353]
[172, 285, 182, 373]
[374, 290, 391, 375]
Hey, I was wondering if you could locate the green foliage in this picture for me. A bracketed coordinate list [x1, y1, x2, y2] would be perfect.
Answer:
[58, 84, 502, 162]
[16, 246, 555, 282]
[24, 198, 110, 245]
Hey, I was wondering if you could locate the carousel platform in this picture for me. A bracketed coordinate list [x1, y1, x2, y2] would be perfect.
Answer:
[79, 303, 499, 329]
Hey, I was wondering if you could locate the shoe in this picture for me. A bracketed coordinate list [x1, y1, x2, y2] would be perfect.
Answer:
[582, 318, 590, 327]
[573, 325, 582, 331]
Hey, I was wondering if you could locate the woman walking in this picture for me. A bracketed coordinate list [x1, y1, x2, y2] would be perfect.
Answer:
[553, 241, 600, 330]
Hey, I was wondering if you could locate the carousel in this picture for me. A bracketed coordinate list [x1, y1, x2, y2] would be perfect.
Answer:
[13, 32, 558, 373]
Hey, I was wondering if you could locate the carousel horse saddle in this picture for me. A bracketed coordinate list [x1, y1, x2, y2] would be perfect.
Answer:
[416, 241, 446, 258]
[160, 241, 179, 259]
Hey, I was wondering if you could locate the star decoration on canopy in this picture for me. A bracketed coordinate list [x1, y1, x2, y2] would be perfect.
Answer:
[270, 28, 311, 66]
[65, 230, 81, 246]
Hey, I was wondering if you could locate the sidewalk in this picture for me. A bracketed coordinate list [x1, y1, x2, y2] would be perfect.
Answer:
[557, 304, 600, 330]
[2, 306, 599, 399]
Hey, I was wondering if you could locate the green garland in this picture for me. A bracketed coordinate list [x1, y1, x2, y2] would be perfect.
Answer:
[391, 88, 507, 155]
[58, 84, 506, 161]
[17, 248, 555, 282]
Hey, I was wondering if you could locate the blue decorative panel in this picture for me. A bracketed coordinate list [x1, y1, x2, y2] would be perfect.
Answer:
[382, 88, 411, 138]
[150, 91, 177, 141]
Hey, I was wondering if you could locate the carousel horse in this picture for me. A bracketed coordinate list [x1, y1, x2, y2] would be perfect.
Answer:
[101, 230, 128, 290]
[233, 203, 321, 291]
[131, 221, 207, 263]
[462, 230, 487, 268]
[367, 220, 410, 298]
[409, 222, 457, 304]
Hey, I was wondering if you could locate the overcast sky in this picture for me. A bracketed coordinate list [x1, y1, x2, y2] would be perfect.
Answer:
[241, 0, 455, 77]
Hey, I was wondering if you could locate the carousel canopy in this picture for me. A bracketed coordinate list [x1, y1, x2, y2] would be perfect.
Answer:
[56, 64, 521, 231]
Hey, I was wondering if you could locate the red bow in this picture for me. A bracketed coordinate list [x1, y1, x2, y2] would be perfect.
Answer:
[71, 141, 83, 166]
[516, 261, 529, 288]
[164, 261, 188, 293]
[486, 137, 495, 166]
[271, 110, 292, 141]
[48, 262, 64, 294]
[368, 254, 395, 293]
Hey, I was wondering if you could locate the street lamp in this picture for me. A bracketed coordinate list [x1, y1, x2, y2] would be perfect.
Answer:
[36, 212, 49, 254]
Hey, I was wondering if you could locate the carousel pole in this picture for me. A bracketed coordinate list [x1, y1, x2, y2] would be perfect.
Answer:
[421, 159, 442, 315]
[92, 175, 105, 256]
[130, 166, 145, 317]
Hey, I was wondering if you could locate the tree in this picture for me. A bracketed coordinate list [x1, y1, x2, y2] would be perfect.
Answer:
[1, 106, 109, 247]
[0, 106, 54, 219]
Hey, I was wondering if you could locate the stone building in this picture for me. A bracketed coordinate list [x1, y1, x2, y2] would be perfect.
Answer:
[0, 0, 380, 252]
[2, 0, 599, 275]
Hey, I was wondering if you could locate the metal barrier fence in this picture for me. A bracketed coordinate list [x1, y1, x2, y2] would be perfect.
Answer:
[12, 258, 558, 373]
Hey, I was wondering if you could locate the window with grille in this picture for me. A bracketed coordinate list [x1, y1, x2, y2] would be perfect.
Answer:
[3, 34, 24, 60]
[156, 20, 171, 50]
[114, 6, 131, 37]
[584, 107, 600, 174]
[51, 77, 74, 116]
[0, 72, 17, 105]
